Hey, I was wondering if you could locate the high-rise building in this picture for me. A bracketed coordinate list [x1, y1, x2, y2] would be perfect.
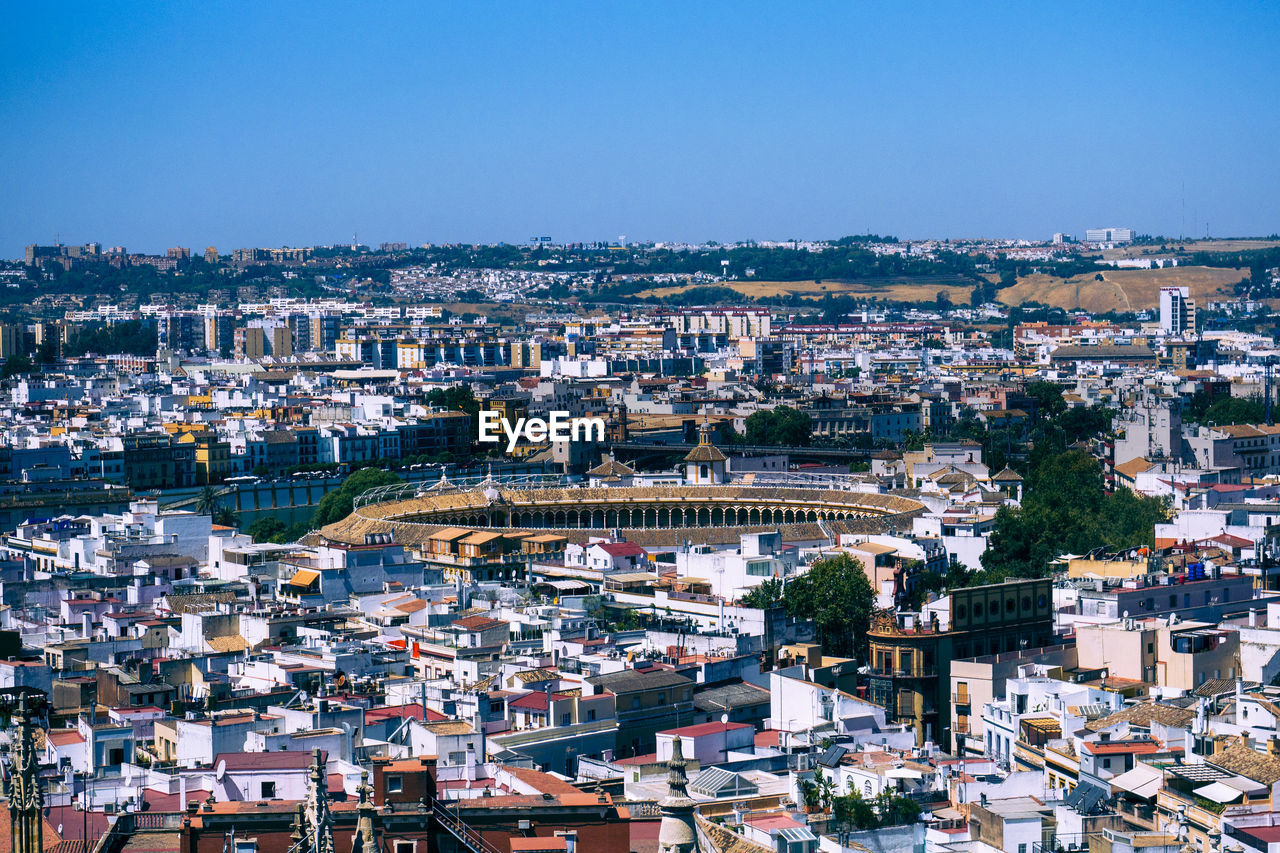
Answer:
[235, 326, 266, 359]
[204, 313, 235, 356]
[270, 325, 294, 358]
[311, 315, 342, 353]
[1160, 286, 1196, 335]
[0, 324, 24, 359]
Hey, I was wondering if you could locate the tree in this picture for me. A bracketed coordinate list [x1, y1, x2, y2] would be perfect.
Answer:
[782, 553, 874, 659]
[814, 768, 837, 811]
[1024, 381, 1066, 421]
[833, 788, 878, 830]
[739, 577, 783, 609]
[194, 485, 218, 516]
[1200, 395, 1265, 427]
[248, 517, 287, 543]
[875, 790, 921, 826]
[311, 467, 403, 528]
[744, 406, 812, 447]
[1, 355, 34, 378]
[212, 507, 238, 529]
[979, 450, 1168, 581]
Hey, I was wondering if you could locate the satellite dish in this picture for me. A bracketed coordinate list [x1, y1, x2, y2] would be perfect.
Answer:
[215, 759, 226, 781]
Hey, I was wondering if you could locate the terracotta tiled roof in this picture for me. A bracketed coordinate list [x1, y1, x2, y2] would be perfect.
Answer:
[1084, 702, 1194, 732]
[1208, 739, 1280, 785]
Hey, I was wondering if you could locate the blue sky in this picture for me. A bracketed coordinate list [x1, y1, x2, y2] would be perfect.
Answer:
[2, 1, 1278, 257]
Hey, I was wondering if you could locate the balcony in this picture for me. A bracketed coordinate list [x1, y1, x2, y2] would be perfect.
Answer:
[1115, 798, 1156, 829]
[952, 692, 970, 705]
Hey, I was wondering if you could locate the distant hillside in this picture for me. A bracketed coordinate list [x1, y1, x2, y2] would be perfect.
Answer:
[634, 274, 977, 304]
[997, 266, 1245, 313]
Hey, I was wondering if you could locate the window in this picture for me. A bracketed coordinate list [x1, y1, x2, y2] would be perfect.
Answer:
[108, 748, 124, 765]
[560, 713, 571, 726]
[386, 775, 403, 793]
[261, 781, 276, 799]
[395, 843, 415, 853]
[587, 709, 596, 722]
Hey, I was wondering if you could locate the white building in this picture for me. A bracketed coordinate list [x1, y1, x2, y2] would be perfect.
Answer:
[1085, 227, 1133, 244]
[1160, 286, 1196, 335]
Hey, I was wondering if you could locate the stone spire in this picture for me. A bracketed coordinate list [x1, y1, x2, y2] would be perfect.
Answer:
[350, 771, 378, 853]
[657, 736, 698, 853]
[7, 692, 45, 853]
[302, 749, 335, 853]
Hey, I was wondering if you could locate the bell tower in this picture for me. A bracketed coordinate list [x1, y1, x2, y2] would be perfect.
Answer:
[6, 692, 45, 853]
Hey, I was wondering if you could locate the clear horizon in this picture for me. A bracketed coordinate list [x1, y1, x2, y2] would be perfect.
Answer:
[3, 1, 1278, 259]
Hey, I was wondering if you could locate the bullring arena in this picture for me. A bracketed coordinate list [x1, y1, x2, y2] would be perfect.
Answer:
[319, 474, 927, 548]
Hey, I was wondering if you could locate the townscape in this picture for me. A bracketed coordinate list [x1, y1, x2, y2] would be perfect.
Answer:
[6, 4, 1280, 853]
[0, 231, 1278, 853]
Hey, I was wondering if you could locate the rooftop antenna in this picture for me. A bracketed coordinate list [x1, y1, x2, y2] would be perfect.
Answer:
[1180, 181, 1186, 240]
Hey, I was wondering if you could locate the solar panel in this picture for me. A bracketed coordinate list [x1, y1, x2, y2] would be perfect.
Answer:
[1065, 780, 1108, 815]
[819, 745, 849, 768]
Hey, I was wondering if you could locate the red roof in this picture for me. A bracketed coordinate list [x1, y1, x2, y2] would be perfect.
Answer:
[452, 615, 507, 631]
[508, 691, 573, 712]
[1082, 740, 1162, 755]
[596, 542, 646, 557]
[215, 750, 324, 771]
[364, 703, 447, 723]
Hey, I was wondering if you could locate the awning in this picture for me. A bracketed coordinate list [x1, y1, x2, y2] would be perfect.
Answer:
[287, 569, 320, 588]
[1110, 763, 1162, 799]
[539, 579, 591, 591]
[886, 767, 924, 780]
[1193, 781, 1244, 804]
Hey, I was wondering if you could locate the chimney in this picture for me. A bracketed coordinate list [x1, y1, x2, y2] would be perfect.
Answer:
[81, 612, 92, 639]
[1250, 608, 1258, 628]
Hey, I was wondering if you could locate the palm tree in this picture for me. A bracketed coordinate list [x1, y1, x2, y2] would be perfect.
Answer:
[212, 507, 238, 529]
[195, 485, 217, 515]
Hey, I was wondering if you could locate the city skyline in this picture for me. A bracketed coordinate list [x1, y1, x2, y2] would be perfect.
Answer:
[3, 1, 1279, 258]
